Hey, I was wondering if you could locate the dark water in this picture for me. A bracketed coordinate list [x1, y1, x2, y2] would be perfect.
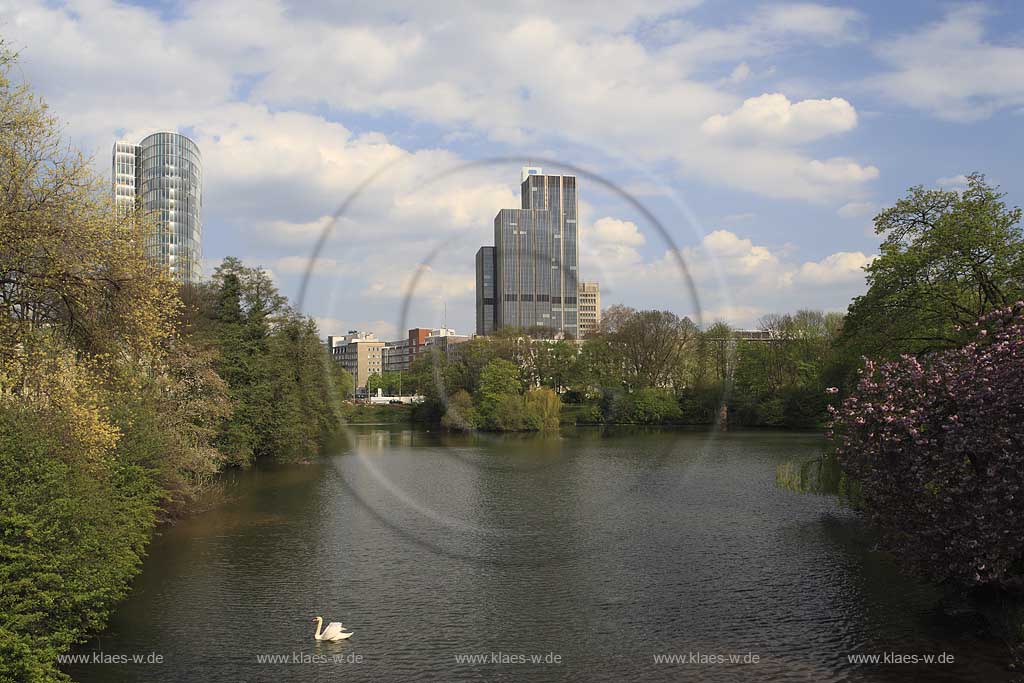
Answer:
[67, 427, 1014, 682]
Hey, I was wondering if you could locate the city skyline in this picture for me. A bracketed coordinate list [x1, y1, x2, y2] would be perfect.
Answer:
[9, 1, 1020, 339]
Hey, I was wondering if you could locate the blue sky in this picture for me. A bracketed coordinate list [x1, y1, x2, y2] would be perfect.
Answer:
[1, 0, 1021, 337]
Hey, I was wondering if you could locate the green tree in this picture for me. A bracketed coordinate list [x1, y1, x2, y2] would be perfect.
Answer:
[842, 174, 1024, 358]
[476, 358, 523, 430]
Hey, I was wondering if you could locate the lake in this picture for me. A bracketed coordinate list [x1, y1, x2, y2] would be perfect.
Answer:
[66, 426, 1013, 681]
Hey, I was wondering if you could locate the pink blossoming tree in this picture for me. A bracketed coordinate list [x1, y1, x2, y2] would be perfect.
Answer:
[829, 303, 1024, 589]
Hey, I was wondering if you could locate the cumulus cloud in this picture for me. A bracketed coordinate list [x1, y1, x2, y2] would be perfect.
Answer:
[0, 0, 881, 207]
[868, 6, 1024, 121]
[793, 251, 874, 285]
[587, 218, 646, 247]
[584, 228, 875, 326]
[702, 93, 858, 143]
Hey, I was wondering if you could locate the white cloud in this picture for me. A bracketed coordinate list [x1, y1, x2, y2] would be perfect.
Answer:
[793, 251, 874, 285]
[0, 0, 895, 330]
[702, 93, 858, 144]
[0, 0, 881, 207]
[362, 266, 475, 302]
[584, 228, 875, 326]
[868, 6, 1024, 121]
[727, 62, 751, 84]
[936, 174, 969, 190]
[587, 217, 646, 247]
[758, 3, 862, 40]
[837, 201, 877, 219]
[315, 317, 398, 340]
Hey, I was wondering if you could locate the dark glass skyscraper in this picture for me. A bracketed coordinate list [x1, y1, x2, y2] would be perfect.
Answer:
[520, 172, 578, 334]
[476, 168, 579, 337]
[475, 246, 496, 335]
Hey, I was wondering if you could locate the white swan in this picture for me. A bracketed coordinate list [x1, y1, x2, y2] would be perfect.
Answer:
[312, 616, 353, 641]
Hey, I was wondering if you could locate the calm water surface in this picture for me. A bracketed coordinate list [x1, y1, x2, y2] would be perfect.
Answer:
[67, 427, 1013, 682]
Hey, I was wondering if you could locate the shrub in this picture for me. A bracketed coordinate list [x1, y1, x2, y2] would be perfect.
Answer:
[0, 404, 159, 683]
[677, 385, 720, 424]
[574, 404, 604, 425]
[524, 388, 561, 431]
[606, 388, 682, 424]
[441, 390, 478, 431]
[481, 393, 529, 432]
[830, 303, 1024, 589]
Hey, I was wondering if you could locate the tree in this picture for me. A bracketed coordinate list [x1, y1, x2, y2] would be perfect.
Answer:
[842, 174, 1024, 358]
[524, 387, 562, 430]
[441, 389, 477, 431]
[829, 303, 1024, 589]
[591, 307, 696, 390]
[730, 311, 843, 427]
[476, 358, 523, 430]
[202, 259, 344, 463]
[367, 371, 404, 396]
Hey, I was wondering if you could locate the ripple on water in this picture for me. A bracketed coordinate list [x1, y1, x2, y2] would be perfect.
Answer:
[65, 428, 1015, 682]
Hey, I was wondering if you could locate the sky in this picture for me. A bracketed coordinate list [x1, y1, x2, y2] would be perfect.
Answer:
[1, 0, 1022, 339]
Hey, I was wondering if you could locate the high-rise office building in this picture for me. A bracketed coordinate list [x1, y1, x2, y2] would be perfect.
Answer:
[112, 132, 203, 284]
[577, 281, 601, 337]
[520, 171, 578, 335]
[477, 168, 579, 337]
[475, 246, 496, 335]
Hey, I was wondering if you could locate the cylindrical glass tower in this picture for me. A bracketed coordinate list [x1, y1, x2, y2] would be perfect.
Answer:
[138, 132, 202, 285]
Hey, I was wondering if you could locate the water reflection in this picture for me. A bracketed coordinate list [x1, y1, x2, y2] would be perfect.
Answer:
[66, 427, 1013, 682]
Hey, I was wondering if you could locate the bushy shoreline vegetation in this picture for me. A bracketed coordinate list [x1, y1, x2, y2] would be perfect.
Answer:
[404, 308, 846, 431]
[0, 50, 347, 681]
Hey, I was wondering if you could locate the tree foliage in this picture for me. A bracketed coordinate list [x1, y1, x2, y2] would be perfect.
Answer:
[842, 174, 1024, 358]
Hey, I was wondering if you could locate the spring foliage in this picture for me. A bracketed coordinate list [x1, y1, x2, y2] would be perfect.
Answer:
[0, 49, 344, 681]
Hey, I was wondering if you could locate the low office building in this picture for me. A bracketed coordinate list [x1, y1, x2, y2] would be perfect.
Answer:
[327, 331, 384, 390]
[423, 328, 471, 356]
[577, 281, 601, 337]
[384, 328, 432, 373]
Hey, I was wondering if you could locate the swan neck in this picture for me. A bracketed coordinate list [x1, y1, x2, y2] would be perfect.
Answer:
[314, 616, 323, 640]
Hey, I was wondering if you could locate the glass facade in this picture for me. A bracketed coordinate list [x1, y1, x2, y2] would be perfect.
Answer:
[475, 246, 496, 335]
[518, 173, 579, 336]
[493, 208, 556, 330]
[477, 169, 580, 336]
[112, 132, 203, 285]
